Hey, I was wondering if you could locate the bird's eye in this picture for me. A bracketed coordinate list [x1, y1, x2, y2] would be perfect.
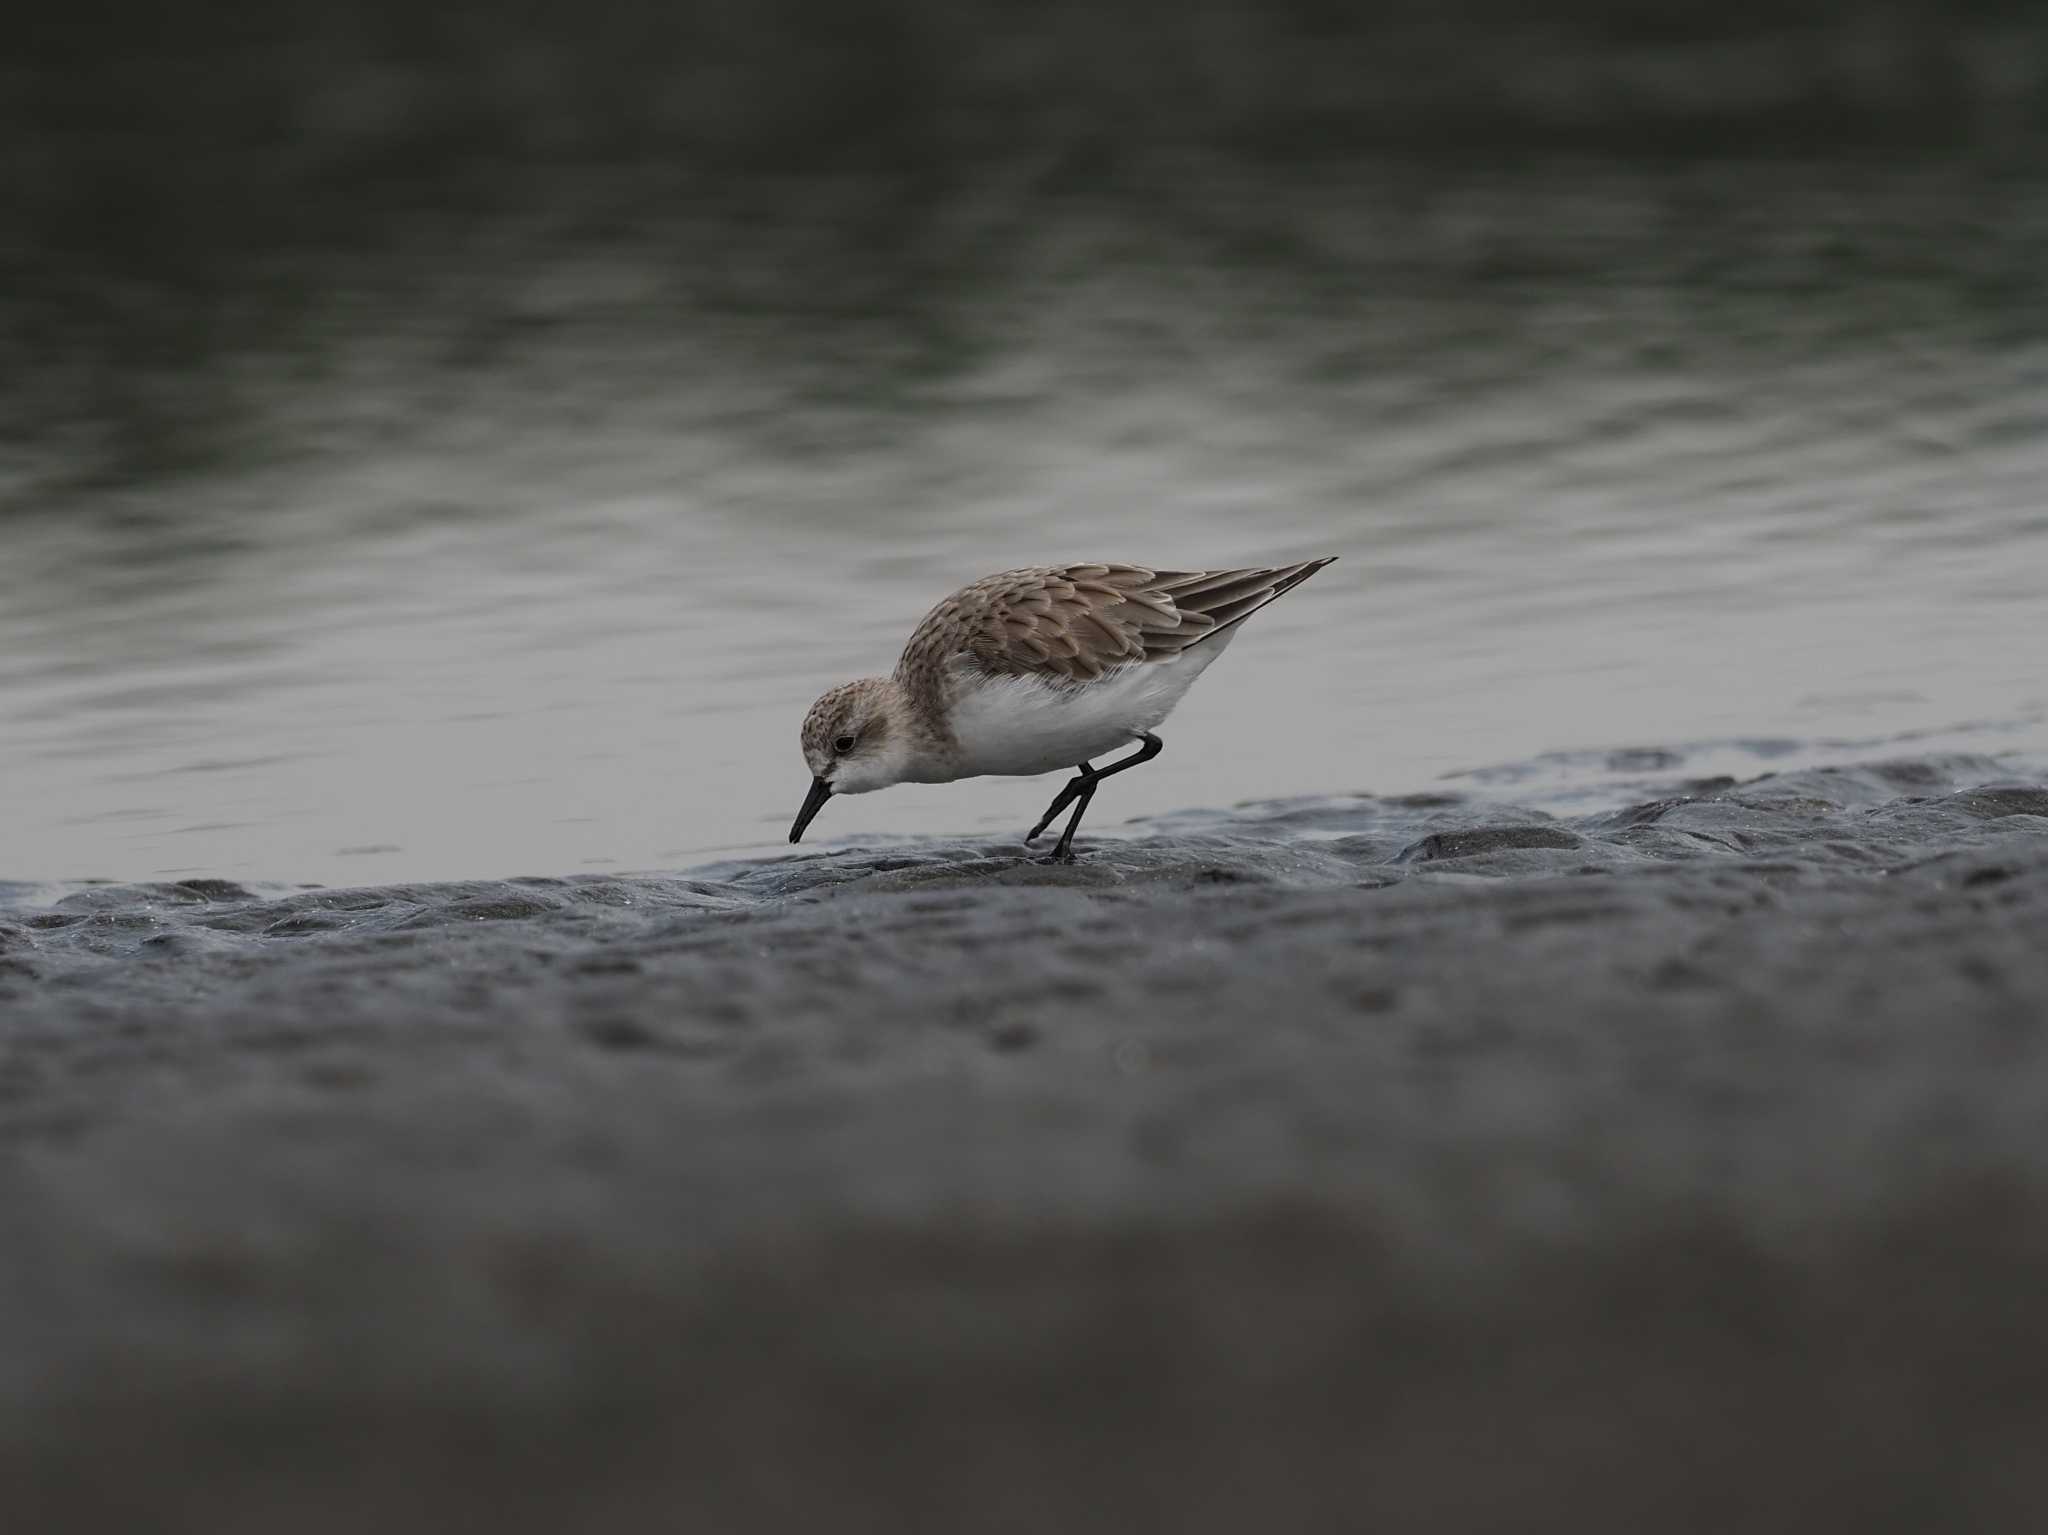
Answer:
[833, 734, 856, 754]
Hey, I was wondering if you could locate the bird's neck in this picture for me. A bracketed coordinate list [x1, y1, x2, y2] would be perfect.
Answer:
[878, 671, 962, 782]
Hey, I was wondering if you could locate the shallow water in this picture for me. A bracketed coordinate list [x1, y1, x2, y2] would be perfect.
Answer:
[6, 160, 2048, 884]
[7, 737, 2045, 933]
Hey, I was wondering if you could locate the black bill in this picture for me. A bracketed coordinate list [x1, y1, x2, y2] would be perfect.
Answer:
[788, 777, 832, 843]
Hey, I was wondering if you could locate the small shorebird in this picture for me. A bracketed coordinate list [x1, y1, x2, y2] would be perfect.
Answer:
[790, 558, 1336, 861]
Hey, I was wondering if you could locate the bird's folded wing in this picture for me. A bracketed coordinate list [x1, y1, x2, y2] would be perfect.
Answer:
[904, 562, 1327, 685]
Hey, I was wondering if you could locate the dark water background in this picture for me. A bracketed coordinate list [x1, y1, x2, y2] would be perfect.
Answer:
[6, 2, 2048, 882]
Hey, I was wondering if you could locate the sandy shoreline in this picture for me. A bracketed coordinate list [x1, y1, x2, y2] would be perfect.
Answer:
[5, 748, 2048, 1529]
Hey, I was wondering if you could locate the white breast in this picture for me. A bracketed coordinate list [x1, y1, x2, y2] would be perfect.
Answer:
[943, 639, 1230, 780]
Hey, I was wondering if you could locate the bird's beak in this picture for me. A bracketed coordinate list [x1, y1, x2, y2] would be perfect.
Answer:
[789, 777, 832, 843]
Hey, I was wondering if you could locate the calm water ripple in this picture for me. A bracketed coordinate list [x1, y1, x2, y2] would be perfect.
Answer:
[5, 162, 2047, 882]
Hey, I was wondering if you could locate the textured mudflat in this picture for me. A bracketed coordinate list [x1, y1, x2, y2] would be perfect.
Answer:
[4, 749, 2048, 1531]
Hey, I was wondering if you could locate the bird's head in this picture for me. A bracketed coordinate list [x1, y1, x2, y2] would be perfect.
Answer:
[790, 677, 912, 841]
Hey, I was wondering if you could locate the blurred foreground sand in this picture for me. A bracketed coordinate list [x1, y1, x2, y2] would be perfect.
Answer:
[4, 753, 2047, 1531]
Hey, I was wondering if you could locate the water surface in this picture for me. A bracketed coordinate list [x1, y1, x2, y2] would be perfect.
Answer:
[5, 160, 2047, 883]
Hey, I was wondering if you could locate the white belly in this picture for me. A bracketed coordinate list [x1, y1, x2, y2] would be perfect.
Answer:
[944, 642, 1228, 779]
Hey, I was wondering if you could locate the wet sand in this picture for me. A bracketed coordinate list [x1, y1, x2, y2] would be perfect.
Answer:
[4, 748, 2048, 1531]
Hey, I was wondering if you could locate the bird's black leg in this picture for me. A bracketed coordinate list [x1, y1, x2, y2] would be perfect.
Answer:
[1027, 761, 1094, 843]
[1031, 732, 1164, 863]
[1044, 778, 1098, 863]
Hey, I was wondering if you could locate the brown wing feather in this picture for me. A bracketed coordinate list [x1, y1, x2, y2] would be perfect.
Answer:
[895, 559, 1336, 688]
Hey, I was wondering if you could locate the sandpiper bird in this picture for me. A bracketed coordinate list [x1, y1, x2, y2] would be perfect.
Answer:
[790, 558, 1337, 861]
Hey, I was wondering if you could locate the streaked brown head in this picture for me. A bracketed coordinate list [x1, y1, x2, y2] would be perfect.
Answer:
[790, 677, 903, 841]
